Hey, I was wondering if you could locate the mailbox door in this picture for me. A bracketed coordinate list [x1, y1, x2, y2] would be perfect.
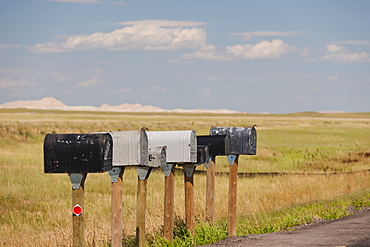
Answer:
[147, 130, 197, 163]
[148, 146, 166, 168]
[44, 133, 112, 173]
[242, 127, 257, 155]
[109, 130, 148, 166]
[197, 135, 226, 156]
[210, 127, 257, 155]
[197, 145, 209, 164]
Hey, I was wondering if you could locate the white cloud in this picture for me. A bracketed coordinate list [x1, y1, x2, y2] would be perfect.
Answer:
[231, 31, 312, 41]
[326, 44, 346, 53]
[332, 40, 370, 46]
[77, 76, 104, 88]
[296, 46, 315, 62]
[0, 77, 28, 89]
[227, 39, 294, 59]
[320, 44, 370, 63]
[150, 86, 169, 92]
[112, 88, 132, 93]
[27, 20, 214, 53]
[321, 52, 369, 63]
[209, 76, 221, 81]
[328, 75, 338, 80]
[197, 88, 212, 98]
[183, 39, 297, 61]
[119, 20, 207, 27]
[108, 88, 132, 94]
[182, 51, 229, 61]
[49, 72, 71, 82]
[0, 43, 20, 53]
[45, 0, 126, 5]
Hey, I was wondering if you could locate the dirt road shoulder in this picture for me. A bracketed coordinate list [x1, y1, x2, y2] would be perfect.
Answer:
[201, 208, 370, 247]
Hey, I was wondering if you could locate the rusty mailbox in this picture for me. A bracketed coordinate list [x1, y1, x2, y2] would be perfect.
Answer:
[44, 133, 113, 173]
[209, 126, 257, 155]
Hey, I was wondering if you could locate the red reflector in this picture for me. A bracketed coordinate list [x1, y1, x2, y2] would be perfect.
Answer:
[73, 204, 83, 216]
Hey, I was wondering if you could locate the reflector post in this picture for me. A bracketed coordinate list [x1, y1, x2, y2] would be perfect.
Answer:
[73, 204, 83, 216]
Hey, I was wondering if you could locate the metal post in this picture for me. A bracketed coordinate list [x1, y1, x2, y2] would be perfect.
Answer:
[163, 164, 175, 242]
[136, 167, 152, 247]
[228, 155, 239, 236]
[109, 167, 125, 247]
[70, 173, 87, 247]
[206, 157, 216, 223]
[183, 164, 196, 235]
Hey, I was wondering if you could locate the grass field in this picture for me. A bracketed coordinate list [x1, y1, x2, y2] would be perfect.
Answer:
[0, 109, 370, 246]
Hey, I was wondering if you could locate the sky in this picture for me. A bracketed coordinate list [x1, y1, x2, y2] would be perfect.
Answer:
[0, 0, 369, 113]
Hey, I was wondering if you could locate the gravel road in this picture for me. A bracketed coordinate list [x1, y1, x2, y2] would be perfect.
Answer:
[201, 208, 370, 247]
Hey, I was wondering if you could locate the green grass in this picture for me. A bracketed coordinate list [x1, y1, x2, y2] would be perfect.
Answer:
[127, 190, 370, 247]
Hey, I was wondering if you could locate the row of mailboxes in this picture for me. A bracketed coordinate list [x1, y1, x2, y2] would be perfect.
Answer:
[44, 127, 257, 174]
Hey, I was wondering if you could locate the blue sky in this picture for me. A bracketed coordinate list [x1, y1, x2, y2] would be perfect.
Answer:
[0, 0, 369, 113]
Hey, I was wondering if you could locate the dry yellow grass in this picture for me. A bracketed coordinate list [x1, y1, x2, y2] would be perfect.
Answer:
[1, 109, 370, 246]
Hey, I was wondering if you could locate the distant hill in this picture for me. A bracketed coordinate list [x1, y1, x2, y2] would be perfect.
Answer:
[0, 97, 243, 114]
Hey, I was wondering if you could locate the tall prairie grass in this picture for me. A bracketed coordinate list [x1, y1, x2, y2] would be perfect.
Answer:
[0, 109, 370, 246]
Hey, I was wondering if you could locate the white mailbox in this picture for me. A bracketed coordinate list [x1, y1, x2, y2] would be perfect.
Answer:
[146, 130, 197, 164]
[91, 130, 149, 167]
[109, 130, 149, 166]
[148, 146, 167, 168]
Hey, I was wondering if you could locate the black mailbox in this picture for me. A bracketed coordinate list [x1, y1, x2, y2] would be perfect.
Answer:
[197, 135, 227, 156]
[210, 127, 256, 155]
[44, 133, 113, 173]
[197, 145, 209, 165]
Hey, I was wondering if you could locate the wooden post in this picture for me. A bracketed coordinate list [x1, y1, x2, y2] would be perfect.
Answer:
[136, 178, 147, 247]
[228, 155, 239, 236]
[183, 165, 195, 235]
[163, 164, 175, 242]
[206, 157, 216, 223]
[110, 168, 125, 247]
[136, 167, 151, 247]
[71, 173, 87, 247]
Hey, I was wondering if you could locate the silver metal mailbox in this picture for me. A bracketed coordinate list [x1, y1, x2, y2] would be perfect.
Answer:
[146, 130, 197, 164]
[91, 130, 149, 167]
[210, 127, 257, 155]
[110, 130, 149, 166]
[148, 146, 167, 168]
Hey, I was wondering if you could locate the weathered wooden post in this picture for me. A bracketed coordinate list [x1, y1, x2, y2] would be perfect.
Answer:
[109, 167, 124, 247]
[147, 130, 198, 241]
[136, 167, 152, 247]
[70, 173, 87, 247]
[206, 157, 216, 222]
[183, 164, 196, 234]
[227, 155, 239, 236]
[101, 130, 149, 247]
[197, 135, 227, 223]
[209, 126, 257, 236]
[162, 163, 175, 241]
[44, 133, 113, 247]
